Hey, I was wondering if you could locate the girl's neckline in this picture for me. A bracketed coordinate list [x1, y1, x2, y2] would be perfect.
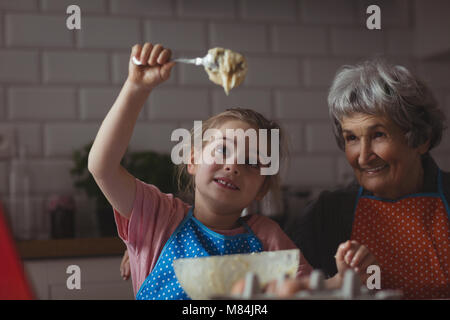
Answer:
[189, 207, 251, 235]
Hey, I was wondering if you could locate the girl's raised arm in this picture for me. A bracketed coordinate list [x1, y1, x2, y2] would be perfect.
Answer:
[88, 43, 175, 218]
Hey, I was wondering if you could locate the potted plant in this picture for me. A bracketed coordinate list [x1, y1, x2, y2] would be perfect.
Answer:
[70, 142, 178, 237]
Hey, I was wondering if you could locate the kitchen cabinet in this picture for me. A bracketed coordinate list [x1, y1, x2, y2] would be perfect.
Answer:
[23, 256, 133, 300]
[18, 237, 134, 300]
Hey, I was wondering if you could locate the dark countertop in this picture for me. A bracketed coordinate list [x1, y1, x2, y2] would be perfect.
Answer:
[17, 237, 126, 259]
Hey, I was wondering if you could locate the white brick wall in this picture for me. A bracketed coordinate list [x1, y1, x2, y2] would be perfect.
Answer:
[212, 88, 271, 118]
[336, 155, 354, 185]
[303, 57, 356, 87]
[131, 122, 179, 153]
[0, 50, 39, 83]
[0, 87, 5, 119]
[42, 0, 107, 13]
[305, 123, 340, 153]
[78, 17, 140, 49]
[144, 20, 207, 51]
[5, 14, 72, 47]
[80, 86, 148, 121]
[446, 95, 450, 116]
[44, 123, 100, 156]
[2, 122, 42, 156]
[25, 160, 74, 193]
[283, 155, 335, 187]
[386, 28, 413, 56]
[434, 155, 450, 172]
[210, 23, 267, 52]
[110, 0, 173, 17]
[299, 0, 357, 25]
[330, 28, 384, 56]
[245, 57, 301, 87]
[179, 61, 211, 86]
[43, 51, 109, 83]
[436, 130, 450, 153]
[9, 87, 77, 120]
[178, 0, 235, 19]
[241, 0, 297, 21]
[0, 0, 38, 11]
[275, 89, 329, 120]
[271, 25, 327, 55]
[80, 87, 121, 120]
[417, 61, 450, 89]
[148, 88, 210, 120]
[111, 52, 132, 84]
[0, 15, 3, 46]
[0, 162, 7, 193]
[280, 122, 302, 153]
[1, 0, 449, 239]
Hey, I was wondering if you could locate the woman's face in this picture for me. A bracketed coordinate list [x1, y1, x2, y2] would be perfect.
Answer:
[341, 113, 429, 199]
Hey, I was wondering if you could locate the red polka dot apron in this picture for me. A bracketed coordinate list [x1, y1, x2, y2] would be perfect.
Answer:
[351, 170, 450, 299]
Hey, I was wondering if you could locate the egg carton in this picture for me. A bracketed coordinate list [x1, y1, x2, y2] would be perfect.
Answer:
[214, 270, 403, 300]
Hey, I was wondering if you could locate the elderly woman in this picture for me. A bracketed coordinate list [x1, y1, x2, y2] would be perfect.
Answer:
[286, 59, 450, 299]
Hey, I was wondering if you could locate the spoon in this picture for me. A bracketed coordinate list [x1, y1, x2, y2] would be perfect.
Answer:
[132, 53, 219, 70]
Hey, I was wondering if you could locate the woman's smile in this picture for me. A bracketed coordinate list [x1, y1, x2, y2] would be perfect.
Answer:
[360, 163, 389, 175]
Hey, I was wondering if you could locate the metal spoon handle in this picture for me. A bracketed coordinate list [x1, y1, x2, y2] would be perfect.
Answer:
[132, 55, 215, 69]
[173, 58, 202, 65]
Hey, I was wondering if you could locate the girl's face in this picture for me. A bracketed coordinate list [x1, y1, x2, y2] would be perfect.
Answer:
[188, 120, 269, 214]
[341, 113, 429, 199]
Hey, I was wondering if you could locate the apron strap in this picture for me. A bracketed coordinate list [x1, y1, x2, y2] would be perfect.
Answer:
[353, 186, 364, 212]
[437, 168, 443, 195]
[186, 207, 194, 219]
[357, 185, 364, 198]
[191, 208, 259, 240]
[239, 218, 264, 251]
[437, 168, 450, 221]
[240, 218, 255, 235]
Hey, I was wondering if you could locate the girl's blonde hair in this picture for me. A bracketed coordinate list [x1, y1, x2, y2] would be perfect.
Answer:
[176, 107, 288, 210]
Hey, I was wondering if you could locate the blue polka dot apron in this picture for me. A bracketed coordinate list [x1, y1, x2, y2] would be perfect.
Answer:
[136, 207, 263, 300]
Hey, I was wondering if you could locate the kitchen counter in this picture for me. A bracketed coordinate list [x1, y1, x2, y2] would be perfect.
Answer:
[17, 237, 126, 259]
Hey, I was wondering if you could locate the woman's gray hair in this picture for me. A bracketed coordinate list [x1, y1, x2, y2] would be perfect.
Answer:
[328, 59, 446, 151]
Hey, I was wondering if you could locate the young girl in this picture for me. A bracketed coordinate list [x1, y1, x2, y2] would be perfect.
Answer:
[89, 43, 376, 300]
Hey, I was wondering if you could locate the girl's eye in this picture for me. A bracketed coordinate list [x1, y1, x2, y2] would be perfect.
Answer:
[215, 145, 228, 155]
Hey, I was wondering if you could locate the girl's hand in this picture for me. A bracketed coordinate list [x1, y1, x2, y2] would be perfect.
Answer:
[120, 250, 130, 280]
[127, 42, 176, 91]
[335, 240, 379, 285]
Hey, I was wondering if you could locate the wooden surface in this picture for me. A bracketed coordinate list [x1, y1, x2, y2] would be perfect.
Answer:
[17, 237, 126, 259]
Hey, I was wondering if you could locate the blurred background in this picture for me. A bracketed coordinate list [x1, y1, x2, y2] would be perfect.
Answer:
[0, 0, 449, 299]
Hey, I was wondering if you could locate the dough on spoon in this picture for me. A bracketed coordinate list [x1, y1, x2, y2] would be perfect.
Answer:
[204, 47, 248, 95]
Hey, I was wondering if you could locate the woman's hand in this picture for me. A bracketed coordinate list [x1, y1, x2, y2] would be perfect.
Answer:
[127, 43, 176, 91]
[120, 250, 130, 280]
[335, 240, 379, 285]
